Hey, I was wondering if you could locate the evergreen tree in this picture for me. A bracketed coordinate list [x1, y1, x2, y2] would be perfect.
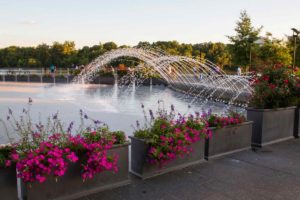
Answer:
[227, 10, 262, 69]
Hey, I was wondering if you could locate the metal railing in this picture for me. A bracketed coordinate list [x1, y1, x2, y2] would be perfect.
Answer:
[0, 68, 72, 76]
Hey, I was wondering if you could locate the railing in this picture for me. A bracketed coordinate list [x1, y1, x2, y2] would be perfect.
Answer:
[0, 68, 72, 76]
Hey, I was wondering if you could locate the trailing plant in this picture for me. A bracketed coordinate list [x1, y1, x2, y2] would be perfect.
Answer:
[68, 128, 121, 181]
[133, 103, 211, 167]
[13, 139, 78, 183]
[2, 99, 127, 183]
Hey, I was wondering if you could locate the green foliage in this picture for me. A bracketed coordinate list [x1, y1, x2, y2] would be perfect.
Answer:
[134, 129, 152, 140]
[253, 33, 292, 69]
[111, 131, 126, 144]
[81, 127, 126, 145]
[0, 145, 13, 168]
[134, 118, 171, 144]
[228, 10, 262, 69]
[192, 42, 231, 67]
[250, 66, 298, 108]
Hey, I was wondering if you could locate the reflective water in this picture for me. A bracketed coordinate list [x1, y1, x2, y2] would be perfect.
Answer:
[0, 82, 243, 143]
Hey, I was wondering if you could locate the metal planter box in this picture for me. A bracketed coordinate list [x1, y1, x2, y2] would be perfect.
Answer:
[246, 106, 296, 148]
[294, 107, 300, 138]
[205, 121, 253, 160]
[130, 136, 205, 179]
[22, 143, 130, 200]
[0, 167, 18, 200]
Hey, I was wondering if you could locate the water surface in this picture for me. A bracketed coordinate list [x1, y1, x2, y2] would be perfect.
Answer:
[0, 82, 243, 143]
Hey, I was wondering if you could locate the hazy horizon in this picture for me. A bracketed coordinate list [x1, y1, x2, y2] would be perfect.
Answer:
[1, 0, 299, 48]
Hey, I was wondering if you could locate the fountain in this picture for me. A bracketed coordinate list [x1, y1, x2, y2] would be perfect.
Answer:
[72, 47, 254, 106]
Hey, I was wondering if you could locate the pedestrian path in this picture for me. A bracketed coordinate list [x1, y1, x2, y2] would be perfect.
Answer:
[81, 139, 300, 200]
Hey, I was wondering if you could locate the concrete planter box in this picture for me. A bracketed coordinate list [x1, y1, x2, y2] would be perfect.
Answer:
[17, 75, 29, 82]
[294, 107, 300, 138]
[54, 76, 68, 83]
[42, 76, 54, 83]
[142, 78, 168, 86]
[68, 75, 75, 82]
[22, 143, 130, 200]
[205, 121, 253, 160]
[29, 75, 42, 82]
[246, 106, 296, 148]
[90, 76, 115, 84]
[5, 75, 16, 82]
[0, 167, 18, 200]
[130, 136, 204, 179]
[99, 76, 115, 84]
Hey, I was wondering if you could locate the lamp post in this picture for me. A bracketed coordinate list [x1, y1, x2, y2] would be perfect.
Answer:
[247, 36, 255, 72]
[291, 28, 300, 71]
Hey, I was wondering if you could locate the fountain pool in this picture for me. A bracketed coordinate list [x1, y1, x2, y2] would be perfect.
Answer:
[0, 82, 243, 143]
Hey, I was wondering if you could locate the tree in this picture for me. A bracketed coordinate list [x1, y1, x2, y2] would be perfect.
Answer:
[152, 41, 180, 55]
[228, 10, 262, 69]
[137, 41, 151, 48]
[255, 33, 292, 69]
[192, 43, 231, 68]
[50, 42, 65, 67]
[103, 42, 117, 51]
[178, 44, 193, 57]
[36, 44, 51, 67]
[62, 41, 76, 55]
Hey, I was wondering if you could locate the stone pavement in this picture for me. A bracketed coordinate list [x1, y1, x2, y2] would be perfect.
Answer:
[80, 139, 300, 200]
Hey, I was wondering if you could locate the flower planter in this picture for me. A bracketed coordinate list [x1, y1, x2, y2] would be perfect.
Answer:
[130, 136, 205, 179]
[21, 143, 130, 200]
[294, 107, 300, 138]
[0, 167, 18, 200]
[205, 121, 253, 160]
[246, 106, 296, 148]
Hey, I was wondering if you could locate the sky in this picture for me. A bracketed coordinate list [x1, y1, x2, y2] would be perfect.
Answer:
[0, 0, 299, 49]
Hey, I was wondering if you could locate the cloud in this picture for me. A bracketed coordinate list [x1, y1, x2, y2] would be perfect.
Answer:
[19, 20, 37, 25]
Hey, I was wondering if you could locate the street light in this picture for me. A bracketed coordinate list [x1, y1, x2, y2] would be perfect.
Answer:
[247, 36, 255, 72]
[291, 28, 300, 71]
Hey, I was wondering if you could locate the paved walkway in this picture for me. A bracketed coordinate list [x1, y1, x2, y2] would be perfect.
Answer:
[81, 139, 300, 200]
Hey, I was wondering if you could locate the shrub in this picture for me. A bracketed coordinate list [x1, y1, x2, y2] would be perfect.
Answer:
[249, 65, 298, 109]
[202, 110, 246, 128]
[0, 144, 13, 168]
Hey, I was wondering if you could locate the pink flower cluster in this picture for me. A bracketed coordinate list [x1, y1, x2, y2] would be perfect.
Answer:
[146, 117, 211, 167]
[13, 142, 78, 183]
[3, 130, 121, 183]
[203, 111, 246, 129]
[68, 133, 119, 181]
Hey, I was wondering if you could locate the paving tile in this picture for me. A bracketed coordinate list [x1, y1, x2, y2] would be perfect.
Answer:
[228, 139, 300, 177]
[79, 139, 300, 200]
